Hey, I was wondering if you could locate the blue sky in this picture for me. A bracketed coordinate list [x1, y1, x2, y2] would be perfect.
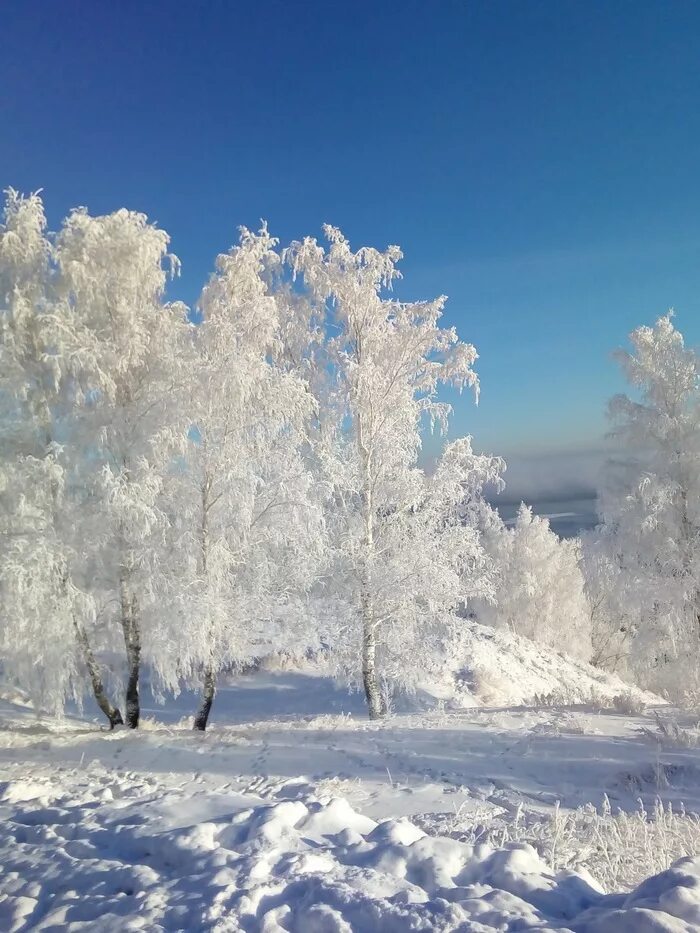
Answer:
[3, 1, 700, 494]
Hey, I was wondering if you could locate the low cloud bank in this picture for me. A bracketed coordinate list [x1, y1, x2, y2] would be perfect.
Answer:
[489, 445, 609, 506]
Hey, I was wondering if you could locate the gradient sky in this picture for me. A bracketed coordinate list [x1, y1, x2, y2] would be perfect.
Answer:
[3, 1, 700, 495]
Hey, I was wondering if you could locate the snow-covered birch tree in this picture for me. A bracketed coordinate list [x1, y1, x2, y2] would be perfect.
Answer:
[0, 189, 123, 723]
[55, 207, 190, 728]
[594, 313, 700, 699]
[287, 227, 500, 718]
[160, 226, 324, 731]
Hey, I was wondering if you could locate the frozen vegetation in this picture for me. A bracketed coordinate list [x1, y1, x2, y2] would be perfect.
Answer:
[1, 189, 700, 929]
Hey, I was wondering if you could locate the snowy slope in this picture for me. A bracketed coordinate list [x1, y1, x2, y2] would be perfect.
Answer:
[443, 622, 656, 709]
[265, 620, 656, 711]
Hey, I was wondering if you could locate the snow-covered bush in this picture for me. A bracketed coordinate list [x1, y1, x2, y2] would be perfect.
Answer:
[580, 529, 636, 675]
[530, 686, 647, 714]
[474, 504, 592, 660]
[470, 662, 510, 705]
[612, 690, 646, 715]
[450, 796, 700, 892]
[639, 712, 700, 749]
[531, 685, 608, 710]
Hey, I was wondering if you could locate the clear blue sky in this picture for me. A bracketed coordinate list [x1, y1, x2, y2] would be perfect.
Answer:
[3, 0, 700, 489]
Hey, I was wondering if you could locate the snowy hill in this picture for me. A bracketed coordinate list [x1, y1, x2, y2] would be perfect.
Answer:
[445, 622, 656, 710]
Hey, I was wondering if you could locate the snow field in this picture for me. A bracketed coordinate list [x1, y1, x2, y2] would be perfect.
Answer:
[1, 763, 700, 932]
[1, 672, 700, 932]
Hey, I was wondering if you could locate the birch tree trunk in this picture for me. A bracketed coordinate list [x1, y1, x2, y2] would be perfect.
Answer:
[46, 418, 123, 725]
[194, 473, 217, 731]
[361, 610, 383, 720]
[678, 484, 700, 641]
[72, 617, 123, 728]
[194, 665, 216, 731]
[119, 570, 141, 729]
[358, 426, 384, 720]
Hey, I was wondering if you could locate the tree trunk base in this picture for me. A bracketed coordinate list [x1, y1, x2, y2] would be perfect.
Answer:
[193, 668, 216, 732]
[99, 700, 124, 730]
[362, 625, 385, 720]
[120, 573, 141, 729]
[125, 674, 139, 729]
[363, 669, 384, 720]
[73, 619, 124, 730]
[108, 709, 124, 729]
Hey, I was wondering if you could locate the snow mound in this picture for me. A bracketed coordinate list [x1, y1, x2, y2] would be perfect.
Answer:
[447, 622, 657, 709]
[0, 771, 697, 931]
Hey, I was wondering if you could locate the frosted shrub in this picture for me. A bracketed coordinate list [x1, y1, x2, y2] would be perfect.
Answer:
[531, 685, 610, 710]
[304, 711, 355, 731]
[587, 687, 610, 712]
[612, 690, 646, 715]
[531, 689, 565, 707]
[640, 711, 700, 749]
[471, 664, 508, 705]
[474, 505, 592, 659]
[451, 796, 700, 891]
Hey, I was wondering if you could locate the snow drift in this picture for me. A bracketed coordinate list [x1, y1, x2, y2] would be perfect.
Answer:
[1, 771, 698, 932]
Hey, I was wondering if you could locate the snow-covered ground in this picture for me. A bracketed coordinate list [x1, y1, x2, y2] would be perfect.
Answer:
[2, 669, 700, 931]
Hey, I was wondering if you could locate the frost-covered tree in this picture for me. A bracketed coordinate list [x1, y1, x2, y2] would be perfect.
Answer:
[161, 226, 324, 730]
[579, 528, 635, 673]
[287, 227, 501, 718]
[475, 504, 591, 660]
[0, 190, 123, 724]
[595, 314, 700, 699]
[55, 207, 190, 728]
[0, 194, 517, 724]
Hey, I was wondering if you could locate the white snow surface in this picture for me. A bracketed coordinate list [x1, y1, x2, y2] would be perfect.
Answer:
[0, 670, 698, 932]
[444, 622, 655, 708]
